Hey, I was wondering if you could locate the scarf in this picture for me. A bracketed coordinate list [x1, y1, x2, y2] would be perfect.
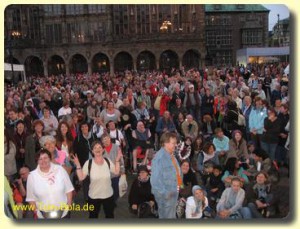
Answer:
[37, 163, 58, 185]
[171, 153, 183, 189]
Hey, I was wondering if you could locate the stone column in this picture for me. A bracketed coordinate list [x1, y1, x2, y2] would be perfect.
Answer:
[65, 63, 70, 76]
[88, 62, 92, 75]
[110, 59, 114, 76]
[43, 61, 48, 77]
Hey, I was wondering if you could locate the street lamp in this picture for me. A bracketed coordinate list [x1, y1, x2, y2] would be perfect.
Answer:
[7, 30, 22, 85]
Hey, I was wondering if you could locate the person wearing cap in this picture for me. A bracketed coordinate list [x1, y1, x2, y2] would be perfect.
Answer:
[25, 120, 45, 171]
[185, 185, 209, 219]
[128, 165, 155, 214]
[111, 91, 123, 109]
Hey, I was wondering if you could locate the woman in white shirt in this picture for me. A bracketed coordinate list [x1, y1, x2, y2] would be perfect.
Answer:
[26, 149, 74, 219]
[72, 140, 122, 218]
[185, 185, 209, 219]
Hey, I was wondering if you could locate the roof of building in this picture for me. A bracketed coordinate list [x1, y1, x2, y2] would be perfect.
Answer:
[205, 4, 269, 13]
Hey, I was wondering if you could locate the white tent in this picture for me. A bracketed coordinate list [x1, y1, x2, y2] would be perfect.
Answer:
[284, 64, 289, 75]
[4, 63, 27, 82]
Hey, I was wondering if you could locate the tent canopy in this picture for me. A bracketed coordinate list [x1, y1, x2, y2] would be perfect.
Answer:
[4, 63, 27, 82]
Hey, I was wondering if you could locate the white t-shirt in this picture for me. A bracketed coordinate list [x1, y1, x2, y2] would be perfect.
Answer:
[109, 129, 124, 146]
[58, 107, 72, 118]
[185, 196, 209, 219]
[82, 158, 115, 199]
[26, 163, 74, 218]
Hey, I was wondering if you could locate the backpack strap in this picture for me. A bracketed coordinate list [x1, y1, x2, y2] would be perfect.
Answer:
[104, 157, 110, 169]
[88, 159, 92, 176]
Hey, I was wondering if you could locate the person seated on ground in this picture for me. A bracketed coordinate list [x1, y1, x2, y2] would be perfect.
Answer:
[185, 185, 210, 219]
[197, 142, 220, 185]
[245, 148, 279, 183]
[132, 121, 152, 173]
[228, 130, 249, 163]
[216, 177, 252, 219]
[246, 171, 278, 218]
[221, 157, 249, 188]
[206, 165, 225, 208]
[179, 160, 198, 199]
[128, 165, 156, 215]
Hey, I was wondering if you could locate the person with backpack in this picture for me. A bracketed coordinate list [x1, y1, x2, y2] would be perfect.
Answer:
[71, 140, 122, 218]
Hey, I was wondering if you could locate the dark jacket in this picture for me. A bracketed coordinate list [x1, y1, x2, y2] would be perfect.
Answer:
[128, 177, 155, 206]
[261, 118, 281, 144]
[73, 133, 97, 167]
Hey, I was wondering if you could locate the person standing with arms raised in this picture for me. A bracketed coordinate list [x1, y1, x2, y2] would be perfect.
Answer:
[150, 132, 182, 219]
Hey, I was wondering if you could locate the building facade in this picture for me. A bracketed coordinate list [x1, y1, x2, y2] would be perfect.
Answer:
[270, 17, 290, 47]
[4, 4, 269, 78]
[4, 4, 206, 77]
[205, 4, 269, 66]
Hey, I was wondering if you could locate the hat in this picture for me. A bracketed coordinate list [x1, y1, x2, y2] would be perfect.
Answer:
[112, 91, 118, 95]
[86, 90, 94, 95]
[138, 165, 149, 174]
[189, 84, 194, 88]
[232, 129, 242, 138]
[192, 185, 205, 195]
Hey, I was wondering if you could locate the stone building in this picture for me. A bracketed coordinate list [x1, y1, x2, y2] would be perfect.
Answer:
[4, 4, 269, 77]
[4, 4, 206, 77]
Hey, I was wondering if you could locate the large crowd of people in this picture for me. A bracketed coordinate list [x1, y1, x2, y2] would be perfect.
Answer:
[4, 62, 290, 219]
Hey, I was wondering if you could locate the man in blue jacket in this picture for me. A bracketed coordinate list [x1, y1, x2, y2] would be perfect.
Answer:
[150, 132, 181, 219]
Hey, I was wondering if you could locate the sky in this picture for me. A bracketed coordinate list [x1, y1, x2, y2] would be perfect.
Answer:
[263, 4, 290, 31]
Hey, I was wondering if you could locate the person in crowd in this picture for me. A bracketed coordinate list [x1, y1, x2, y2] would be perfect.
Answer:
[151, 132, 181, 219]
[228, 130, 249, 162]
[86, 98, 100, 125]
[39, 135, 72, 175]
[111, 91, 123, 109]
[191, 135, 204, 172]
[183, 84, 201, 122]
[40, 106, 59, 136]
[181, 114, 199, 141]
[260, 108, 281, 161]
[206, 165, 224, 208]
[58, 100, 72, 120]
[131, 121, 152, 173]
[245, 148, 279, 183]
[179, 160, 198, 200]
[242, 96, 253, 141]
[276, 104, 289, 167]
[106, 120, 125, 149]
[174, 112, 186, 138]
[14, 120, 28, 171]
[201, 87, 214, 117]
[223, 100, 241, 135]
[25, 120, 44, 171]
[246, 171, 278, 218]
[202, 114, 217, 140]
[73, 121, 97, 202]
[216, 177, 252, 219]
[101, 134, 125, 204]
[132, 101, 150, 123]
[128, 165, 156, 215]
[232, 88, 242, 110]
[213, 128, 229, 166]
[155, 111, 176, 137]
[221, 157, 249, 188]
[5, 129, 17, 182]
[72, 140, 122, 218]
[92, 116, 106, 139]
[185, 185, 209, 219]
[15, 166, 30, 200]
[99, 100, 121, 126]
[5, 108, 20, 135]
[26, 148, 74, 219]
[169, 84, 185, 112]
[55, 121, 74, 158]
[249, 97, 267, 148]
[197, 142, 219, 184]
[255, 84, 266, 100]
[137, 89, 151, 110]
[271, 84, 281, 107]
